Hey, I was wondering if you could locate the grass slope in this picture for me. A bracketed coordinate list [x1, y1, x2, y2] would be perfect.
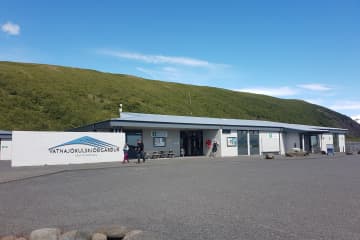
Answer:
[1, 61, 360, 137]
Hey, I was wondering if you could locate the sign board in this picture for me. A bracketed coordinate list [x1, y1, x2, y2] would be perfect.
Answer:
[227, 137, 237, 147]
[151, 130, 168, 137]
[0, 140, 12, 161]
[12, 131, 125, 166]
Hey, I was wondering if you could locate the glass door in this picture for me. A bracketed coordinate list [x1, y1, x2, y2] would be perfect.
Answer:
[125, 130, 142, 159]
[249, 130, 260, 155]
[237, 130, 248, 155]
[333, 134, 340, 152]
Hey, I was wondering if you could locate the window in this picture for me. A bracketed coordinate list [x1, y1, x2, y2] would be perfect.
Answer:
[222, 129, 231, 134]
[153, 137, 166, 147]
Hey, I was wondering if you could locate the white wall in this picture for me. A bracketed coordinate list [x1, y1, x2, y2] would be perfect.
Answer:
[260, 132, 280, 154]
[203, 130, 221, 156]
[220, 130, 238, 157]
[279, 133, 286, 155]
[321, 134, 333, 152]
[339, 134, 345, 152]
[12, 131, 125, 166]
[284, 132, 301, 152]
[0, 140, 12, 160]
[142, 129, 180, 156]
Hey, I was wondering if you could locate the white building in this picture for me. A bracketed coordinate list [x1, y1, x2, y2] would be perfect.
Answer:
[73, 112, 347, 158]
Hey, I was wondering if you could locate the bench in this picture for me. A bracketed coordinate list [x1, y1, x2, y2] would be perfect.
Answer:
[146, 150, 175, 159]
[145, 151, 161, 159]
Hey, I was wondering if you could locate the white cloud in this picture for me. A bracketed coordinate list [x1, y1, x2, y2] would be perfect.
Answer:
[303, 98, 324, 105]
[351, 115, 360, 124]
[136, 66, 181, 81]
[297, 83, 331, 91]
[235, 86, 298, 97]
[98, 50, 228, 68]
[330, 101, 360, 110]
[1, 22, 20, 35]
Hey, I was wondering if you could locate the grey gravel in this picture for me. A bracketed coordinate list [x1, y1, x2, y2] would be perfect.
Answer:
[1, 155, 360, 240]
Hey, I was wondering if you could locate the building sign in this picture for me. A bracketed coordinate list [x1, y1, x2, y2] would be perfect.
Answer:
[227, 137, 237, 147]
[48, 136, 120, 155]
[12, 131, 125, 166]
[151, 130, 168, 137]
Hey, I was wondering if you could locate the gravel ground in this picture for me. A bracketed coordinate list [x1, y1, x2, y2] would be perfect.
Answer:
[1, 155, 360, 240]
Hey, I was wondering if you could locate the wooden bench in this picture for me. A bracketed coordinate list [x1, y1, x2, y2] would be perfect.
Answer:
[167, 151, 175, 158]
[146, 150, 176, 159]
[146, 151, 161, 159]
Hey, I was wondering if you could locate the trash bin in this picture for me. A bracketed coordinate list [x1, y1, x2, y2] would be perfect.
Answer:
[326, 144, 334, 156]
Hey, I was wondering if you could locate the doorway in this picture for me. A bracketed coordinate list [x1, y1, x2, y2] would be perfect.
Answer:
[304, 134, 320, 153]
[237, 130, 260, 155]
[180, 130, 203, 156]
[249, 130, 260, 155]
[125, 130, 142, 159]
[237, 130, 248, 155]
[333, 134, 340, 152]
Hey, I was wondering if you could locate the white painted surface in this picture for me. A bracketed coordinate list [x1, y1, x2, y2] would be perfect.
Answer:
[284, 132, 301, 152]
[260, 132, 280, 154]
[321, 134, 333, 152]
[220, 130, 238, 157]
[203, 130, 221, 156]
[247, 131, 250, 156]
[339, 134, 345, 152]
[12, 131, 125, 166]
[0, 140, 12, 160]
[279, 133, 285, 155]
[143, 129, 180, 156]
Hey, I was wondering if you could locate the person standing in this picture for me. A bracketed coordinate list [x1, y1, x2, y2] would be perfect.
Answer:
[122, 143, 129, 163]
[206, 139, 212, 156]
[136, 139, 145, 163]
[210, 140, 218, 158]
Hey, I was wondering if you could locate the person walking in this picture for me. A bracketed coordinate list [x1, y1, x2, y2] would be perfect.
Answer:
[210, 140, 218, 158]
[136, 139, 145, 163]
[122, 143, 129, 163]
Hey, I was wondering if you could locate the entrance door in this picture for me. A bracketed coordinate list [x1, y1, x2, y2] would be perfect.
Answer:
[180, 130, 203, 156]
[304, 134, 320, 153]
[333, 134, 340, 152]
[249, 130, 260, 155]
[237, 130, 248, 155]
[310, 135, 320, 153]
[125, 130, 142, 159]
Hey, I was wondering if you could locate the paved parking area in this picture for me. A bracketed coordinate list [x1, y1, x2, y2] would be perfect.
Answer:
[1, 155, 360, 239]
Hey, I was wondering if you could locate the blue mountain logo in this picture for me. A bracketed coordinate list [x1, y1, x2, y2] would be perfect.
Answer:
[49, 136, 118, 151]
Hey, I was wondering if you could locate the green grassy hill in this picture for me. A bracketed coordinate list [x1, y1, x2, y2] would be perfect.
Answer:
[1, 61, 360, 137]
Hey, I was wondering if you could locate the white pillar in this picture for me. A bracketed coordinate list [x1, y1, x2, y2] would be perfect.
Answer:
[279, 132, 285, 155]
[247, 131, 250, 156]
[302, 134, 305, 151]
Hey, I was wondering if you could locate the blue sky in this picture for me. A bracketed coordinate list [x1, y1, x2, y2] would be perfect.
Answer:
[1, 0, 360, 120]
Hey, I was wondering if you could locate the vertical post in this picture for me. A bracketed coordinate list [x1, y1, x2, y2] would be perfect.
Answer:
[302, 134, 305, 152]
[279, 132, 285, 155]
[247, 131, 250, 156]
[119, 103, 123, 117]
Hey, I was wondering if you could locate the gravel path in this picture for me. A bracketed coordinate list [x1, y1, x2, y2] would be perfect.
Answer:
[1, 155, 360, 239]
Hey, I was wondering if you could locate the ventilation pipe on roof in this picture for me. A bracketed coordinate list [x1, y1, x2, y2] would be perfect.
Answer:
[119, 103, 123, 117]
